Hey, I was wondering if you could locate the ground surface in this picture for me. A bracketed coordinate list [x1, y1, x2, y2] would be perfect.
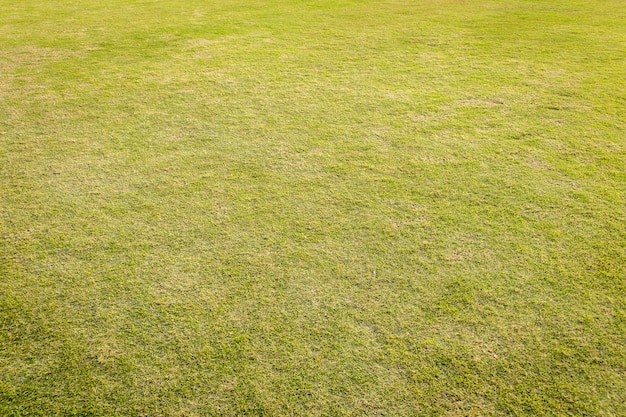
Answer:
[1, 0, 625, 415]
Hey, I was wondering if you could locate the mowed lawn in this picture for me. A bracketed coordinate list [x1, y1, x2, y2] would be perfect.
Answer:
[1, 0, 625, 415]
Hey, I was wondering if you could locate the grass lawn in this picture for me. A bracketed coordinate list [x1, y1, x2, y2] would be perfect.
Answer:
[1, 0, 625, 415]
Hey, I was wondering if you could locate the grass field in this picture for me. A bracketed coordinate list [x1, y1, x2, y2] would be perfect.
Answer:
[1, 0, 625, 415]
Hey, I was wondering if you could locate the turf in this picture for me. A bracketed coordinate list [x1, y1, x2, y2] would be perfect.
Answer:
[1, 0, 625, 415]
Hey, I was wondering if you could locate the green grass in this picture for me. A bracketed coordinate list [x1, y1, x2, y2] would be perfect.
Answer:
[1, 0, 625, 415]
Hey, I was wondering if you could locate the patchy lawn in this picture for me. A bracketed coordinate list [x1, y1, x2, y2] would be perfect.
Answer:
[1, 0, 624, 415]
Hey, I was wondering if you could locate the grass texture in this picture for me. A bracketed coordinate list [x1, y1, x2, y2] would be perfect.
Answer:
[1, 0, 625, 415]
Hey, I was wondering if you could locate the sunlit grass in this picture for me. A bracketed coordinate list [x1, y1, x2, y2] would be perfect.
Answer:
[1, 0, 625, 415]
